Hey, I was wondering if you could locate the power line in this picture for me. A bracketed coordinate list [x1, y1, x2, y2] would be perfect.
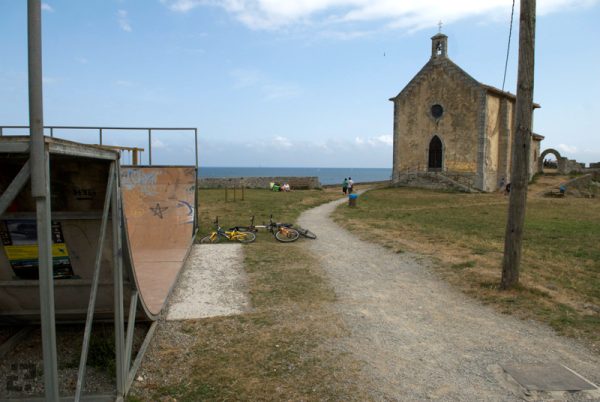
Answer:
[502, 0, 516, 91]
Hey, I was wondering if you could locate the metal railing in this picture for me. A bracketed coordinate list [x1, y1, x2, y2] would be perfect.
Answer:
[0, 125, 199, 170]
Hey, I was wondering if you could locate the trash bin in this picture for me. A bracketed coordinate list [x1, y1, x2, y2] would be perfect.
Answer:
[348, 193, 358, 207]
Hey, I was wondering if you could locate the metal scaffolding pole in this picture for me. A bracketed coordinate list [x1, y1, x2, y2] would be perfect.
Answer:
[27, 1, 59, 400]
[112, 166, 126, 396]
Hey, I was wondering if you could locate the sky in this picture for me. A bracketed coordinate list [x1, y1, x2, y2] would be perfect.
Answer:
[1, 0, 599, 167]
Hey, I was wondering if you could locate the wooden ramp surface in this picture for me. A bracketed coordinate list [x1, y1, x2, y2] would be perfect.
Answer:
[121, 167, 196, 316]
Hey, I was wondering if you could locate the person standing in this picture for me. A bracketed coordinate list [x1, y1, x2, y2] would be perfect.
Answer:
[342, 178, 348, 194]
[347, 177, 354, 194]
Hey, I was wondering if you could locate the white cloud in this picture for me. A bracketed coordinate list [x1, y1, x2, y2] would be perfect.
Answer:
[160, 0, 204, 13]
[355, 134, 393, 147]
[557, 143, 577, 154]
[273, 136, 293, 149]
[76, 57, 88, 64]
[195, 136, 392, 167]
[117, 9, 132, 32]
[372, 134, 393, 146]
[160, 0, 599, 31]
[41, 3, 54, 12]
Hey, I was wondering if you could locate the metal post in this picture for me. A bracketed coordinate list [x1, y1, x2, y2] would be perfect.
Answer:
[28, 1, 59, 400]
[148, 129, 152, 165]
[99, 128, 103, 145]
[194, 128, 198, 171]
[124, 292, 138, 373]
[112, 166, 126, 396]
[37, 153, 60, 400]
[194, 128, 199, 232]
[1, 127, 4, 136]
[49, 127, 53, 138]
[29, 0, 46, 199]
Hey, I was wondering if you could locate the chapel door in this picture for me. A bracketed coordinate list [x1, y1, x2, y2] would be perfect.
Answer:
[428, 136, 443, 171]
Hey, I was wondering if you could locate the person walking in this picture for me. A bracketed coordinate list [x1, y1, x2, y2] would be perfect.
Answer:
[342, 178, 348, 194]
[347, 177, 354, 194]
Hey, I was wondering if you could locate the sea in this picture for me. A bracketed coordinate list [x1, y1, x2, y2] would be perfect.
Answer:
[198, 167, 392, 185]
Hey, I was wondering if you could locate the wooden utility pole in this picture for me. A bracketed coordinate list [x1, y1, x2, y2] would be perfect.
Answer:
[501, 0, 536, 289]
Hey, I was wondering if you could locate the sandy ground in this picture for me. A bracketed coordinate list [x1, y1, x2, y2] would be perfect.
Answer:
[166, 244, 250, 320]
[299, 195, 600, 401]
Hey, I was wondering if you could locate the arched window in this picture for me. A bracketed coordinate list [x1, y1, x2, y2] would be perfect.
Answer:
[428, 136, 443, 171]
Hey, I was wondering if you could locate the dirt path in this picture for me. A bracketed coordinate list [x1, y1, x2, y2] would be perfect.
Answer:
[298, 196, 600, 401]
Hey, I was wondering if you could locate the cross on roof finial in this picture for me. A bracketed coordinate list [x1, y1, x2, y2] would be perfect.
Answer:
[438, 20, 443, 33]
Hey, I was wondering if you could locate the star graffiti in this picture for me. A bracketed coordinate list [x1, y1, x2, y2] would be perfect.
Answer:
[150, 203, 168, 219]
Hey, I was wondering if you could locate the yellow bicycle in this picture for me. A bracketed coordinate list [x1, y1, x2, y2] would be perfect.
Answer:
[200, 217, 256, 244]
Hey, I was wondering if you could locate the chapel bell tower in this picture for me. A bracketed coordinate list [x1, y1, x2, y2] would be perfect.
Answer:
[431, 33, 448, 59]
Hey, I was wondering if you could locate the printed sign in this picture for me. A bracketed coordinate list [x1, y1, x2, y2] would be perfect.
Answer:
[0, 220, 74, 279]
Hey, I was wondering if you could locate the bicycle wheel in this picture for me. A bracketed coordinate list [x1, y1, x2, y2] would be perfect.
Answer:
[275, 227, 299, 242]
[237, 231, 256, 243]
[297, 227, 317, 239]
[200, 233, 222, 243]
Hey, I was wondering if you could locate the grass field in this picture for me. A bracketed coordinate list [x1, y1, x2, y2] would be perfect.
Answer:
[129, 188, 369, 401]
[332, 183, 600, 353]
[196, 187, 342, 239]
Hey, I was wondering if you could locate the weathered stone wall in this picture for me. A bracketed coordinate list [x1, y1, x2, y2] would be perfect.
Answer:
[392, 60, 482, 180]
[562, 171, 600, 198]
[197, 176, 320, 189]
[530, 139, 542, 177]
[394, 172, 477, 192]
[484, 94, 501, 191]
[564, 159, 585, 174]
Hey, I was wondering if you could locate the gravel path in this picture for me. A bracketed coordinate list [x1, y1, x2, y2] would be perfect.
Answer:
[298, 196, 600, 401]
[167, 244, 250, 320]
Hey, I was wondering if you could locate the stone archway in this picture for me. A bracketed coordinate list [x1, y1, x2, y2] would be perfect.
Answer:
[428, 135, 443, 172]
[539, 148, 563, 173]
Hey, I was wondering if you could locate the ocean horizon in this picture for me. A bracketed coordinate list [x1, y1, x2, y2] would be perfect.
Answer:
[198, 167, 392, 185]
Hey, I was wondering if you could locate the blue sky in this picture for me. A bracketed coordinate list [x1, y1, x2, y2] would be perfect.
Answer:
[1, 0, 599, 167]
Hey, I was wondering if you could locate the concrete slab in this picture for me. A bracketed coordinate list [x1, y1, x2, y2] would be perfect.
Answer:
[501, 363, 597, 392]
[166, 244, 250, 320]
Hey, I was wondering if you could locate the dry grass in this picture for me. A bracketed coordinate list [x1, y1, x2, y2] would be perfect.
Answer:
[333, 179, 600, 354]
[129, 188, 369, 401]
[197, 188, 342, 239]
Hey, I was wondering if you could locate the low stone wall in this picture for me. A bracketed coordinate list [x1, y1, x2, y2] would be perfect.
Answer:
[197, 176, 321, 190]
[562, 171, 600, 198]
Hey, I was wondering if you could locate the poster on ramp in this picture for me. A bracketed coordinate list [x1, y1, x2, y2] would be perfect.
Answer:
[0, 219, 74, 279]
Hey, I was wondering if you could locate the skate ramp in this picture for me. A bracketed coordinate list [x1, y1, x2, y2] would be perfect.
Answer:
[0, 137, 196, 322]
[121, 166, 196, 316]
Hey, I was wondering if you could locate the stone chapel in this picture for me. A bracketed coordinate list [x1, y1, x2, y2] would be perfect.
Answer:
[390, 33, 543, 192]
